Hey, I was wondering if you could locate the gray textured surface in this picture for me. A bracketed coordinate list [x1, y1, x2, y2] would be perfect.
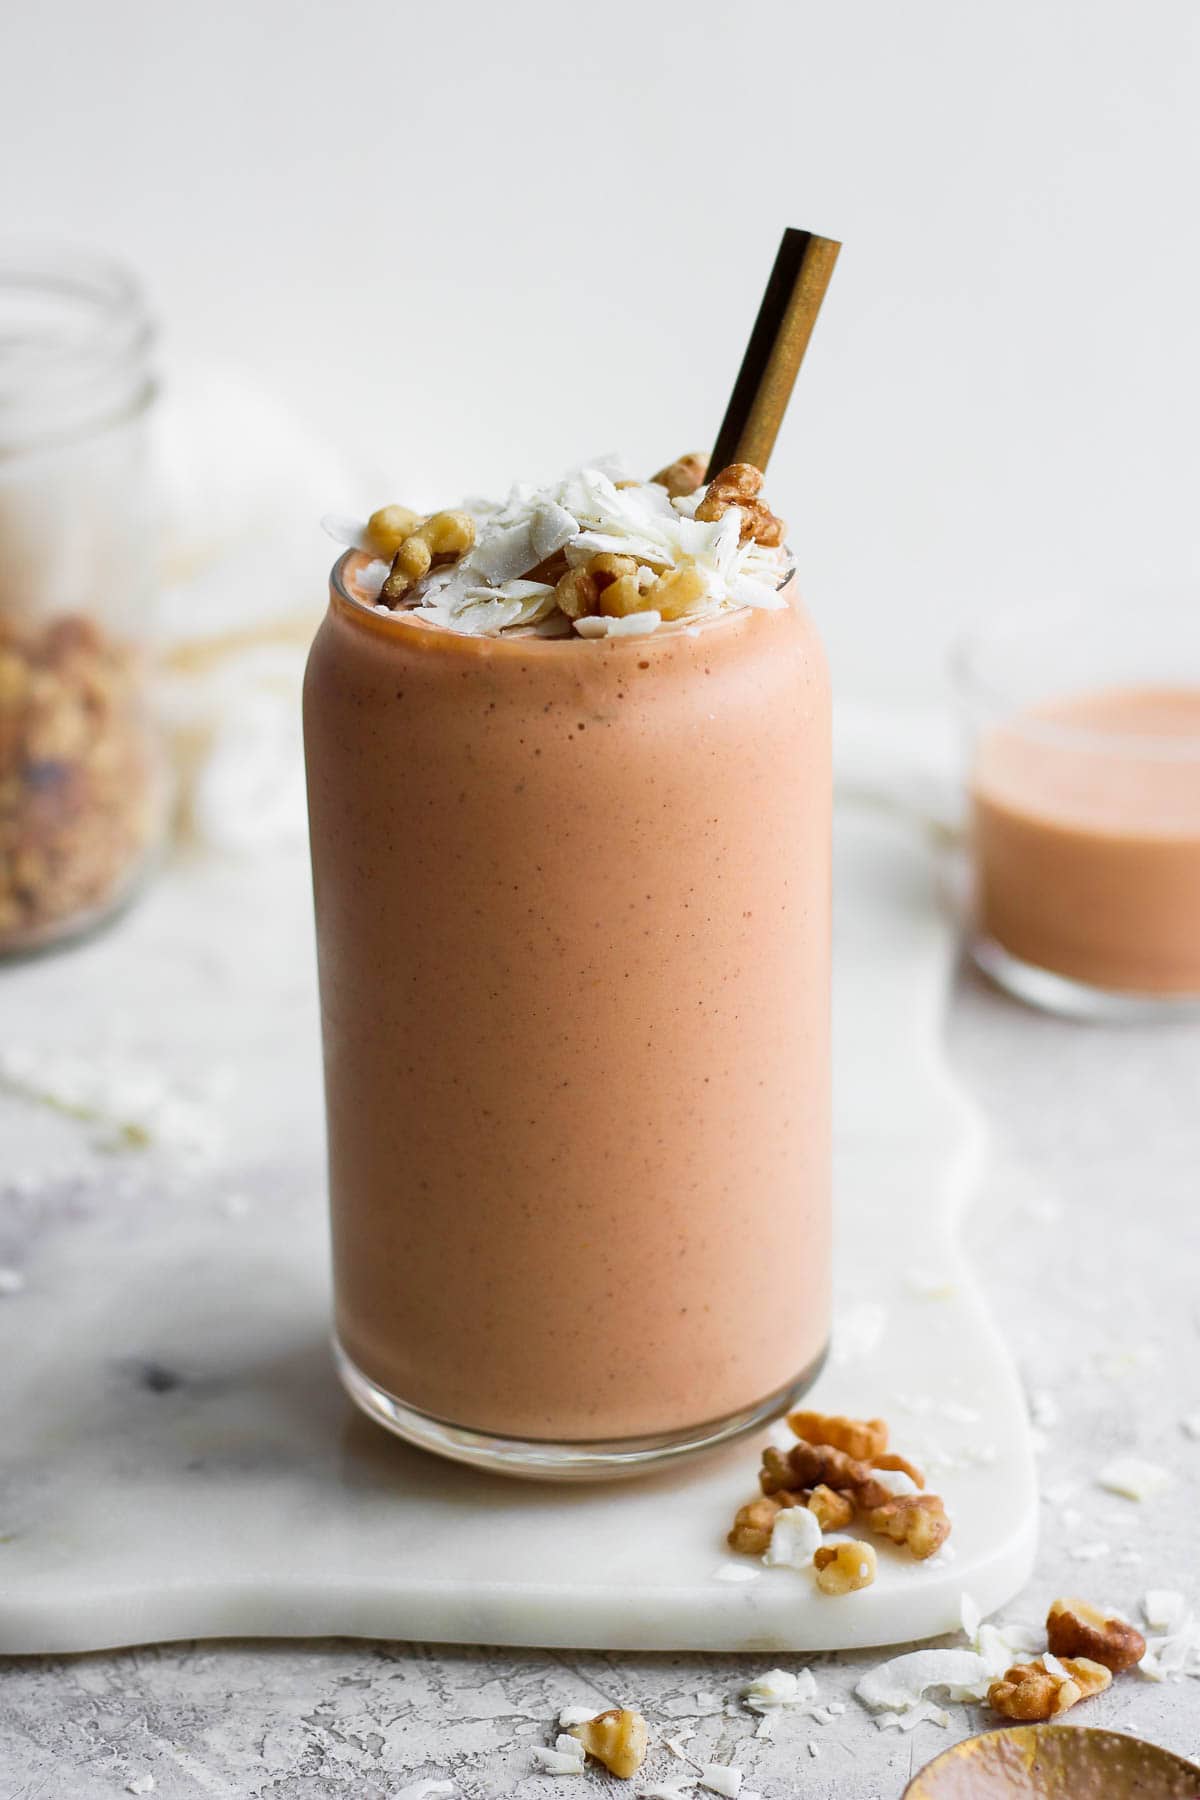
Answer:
[2, 959, 1199, 1799]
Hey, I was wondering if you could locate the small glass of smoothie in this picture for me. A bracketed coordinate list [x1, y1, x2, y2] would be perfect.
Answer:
[304, 456, 831, 1477]
[956, 595, 1200, 1017]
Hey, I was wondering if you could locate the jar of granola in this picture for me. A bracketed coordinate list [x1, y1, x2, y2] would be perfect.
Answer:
[0, 245, 167, 954]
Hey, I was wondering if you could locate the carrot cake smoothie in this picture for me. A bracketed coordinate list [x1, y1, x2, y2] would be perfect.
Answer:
[972, 685, 1200, 998]
[304, 455, 831, 1472]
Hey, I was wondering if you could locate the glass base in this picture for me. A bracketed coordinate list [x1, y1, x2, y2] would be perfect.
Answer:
[334, 1337, 830, 1482]
[969, 929, 1200, 1022]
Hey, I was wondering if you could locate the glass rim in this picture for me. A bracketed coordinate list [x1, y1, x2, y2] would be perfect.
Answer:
[0, 241, 155, 408]
[952, 594, 1200, 757]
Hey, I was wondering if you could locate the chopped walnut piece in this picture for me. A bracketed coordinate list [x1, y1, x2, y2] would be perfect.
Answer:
[1046, 1597, 1147, 1673]
[806, 1484, 856, 1532]
[379, 508, 476, 603]
[865, 1493, 951, 1560]
[788, 1411, 889, 1461]
[568, 1708, 649, 1779]
[366, 503, 424, 558]
[555, 553, 643, 621]
[650, 452, 709, 499]
[728, 1494, 786, 1555]
[761, 1440, 871, 1496]
[813, 1540, 877, 1595]
[695, 463, 786, 547]
[987, 1656, 1111, 1721]
[872, 1451, 926, 1489]
[645, 566, 706, 620]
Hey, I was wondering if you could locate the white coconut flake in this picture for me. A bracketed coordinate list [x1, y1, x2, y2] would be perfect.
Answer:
[1144, 1590, 1190, 1634]
[806, 1742, 819, 1758]
[125, 1779, 155, 1796]
[1180, 1413, 1200, 1440]
[713, 1562, 761, 1583]
[741, 1667, 817, 1712]
[869, 1467, 921, 1498]
[875, 1703, 951, 1732]
[532, 1743, 586, 1774]
[1069, 1540, 1111, 1561]
[664, 1734, 693, 1759]
[639, 1786, 696, 1800]
[396, 1785, 455, 1800]
[764, 1505, 823, 1570]
[1096, 1457, 1171, 1501]
[830, 1301, 888, 1364]
[558, 1706, 605, 1729]
[698, 1765, 742, 1798]
[856, 1649, 994, 1716]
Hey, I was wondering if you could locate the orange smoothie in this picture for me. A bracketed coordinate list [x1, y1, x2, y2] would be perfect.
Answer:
[972, 686, 1200, 996]
[304, 554, 831, 1450]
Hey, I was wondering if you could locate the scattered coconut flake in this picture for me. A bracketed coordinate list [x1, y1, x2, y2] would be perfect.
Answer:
[869, 1467, 920, 1498]
[639, 1786, 696, 1800]
[355, 558, 389, 600]
[856, 1649, 993, 1715]
[806, 1743, 819, 1758]
[753, 1718, 772, 1740]
[1096, 1457, 1171, 1501]
[126, 1779, 155, 1796]
[1069, 1541, 1111, 1561]
[664, 1735, 693, 1760]
[558, 1706, 605, 1729]
[741, 1668, 817, 1712]
[698, 1766, 741, 1798]
[1042, 1480, 1077, 1507]
[826, 1701, 846, 1716]
[1180, 1414, 1200, 1440]
[532, 1743, 585, 1775]
[1144, 1591, 1190, 1634]
[1041, 1652, 1068, 1680]
[764, 1504, 823, 1570]
[0, 1267, 25, 1296]
[396, 1785, 455, 1800]
[875, 1703, 951, 1732]
[713, 1562, 760, 1583]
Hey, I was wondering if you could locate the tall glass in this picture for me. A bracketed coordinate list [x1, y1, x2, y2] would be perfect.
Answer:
[304, 551, 831, 1477]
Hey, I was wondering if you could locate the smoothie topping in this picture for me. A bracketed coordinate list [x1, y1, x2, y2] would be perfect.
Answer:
[324, 455, 790, 638]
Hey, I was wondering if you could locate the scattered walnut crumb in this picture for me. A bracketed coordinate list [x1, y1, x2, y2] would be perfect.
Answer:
[1046, 1596, 1146, 1673]
[865, 1493, 951, 1561]
[568, 1708, 649, 1779]
[813, 1540, 877, 1595]
[987, 1655, 1111, 1721]
[788, 1411, 889, 1460]
[806, 1484, 855, 1531]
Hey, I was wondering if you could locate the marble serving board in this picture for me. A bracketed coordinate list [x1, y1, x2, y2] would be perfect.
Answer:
[0, 804, 1037, 1656]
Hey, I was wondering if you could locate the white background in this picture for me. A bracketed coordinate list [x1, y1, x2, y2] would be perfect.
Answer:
[5, 0, 1198, 698]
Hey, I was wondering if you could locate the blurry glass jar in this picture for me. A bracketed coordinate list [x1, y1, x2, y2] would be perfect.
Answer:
[0, 245, 166, 955]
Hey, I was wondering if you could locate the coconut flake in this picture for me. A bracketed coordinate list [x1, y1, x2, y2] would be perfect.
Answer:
[698, 1766, 742, 1798]
[1144, 1590, 1190, 1634]
[558, 1706, 605, 1729]
[532, 1742, 586, 1774]
[856, 1649, 994, 1716]
[1097, 1457, 1171, 1501]
[639, 1786, 696, 1800]
[764, 1506, 823, 1570]
[741, 1667, 817, 1712]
